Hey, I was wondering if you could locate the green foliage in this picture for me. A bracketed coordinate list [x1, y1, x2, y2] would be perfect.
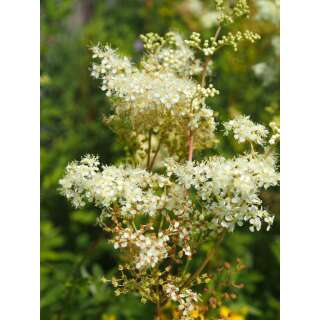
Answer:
[41, 0, 279, 319]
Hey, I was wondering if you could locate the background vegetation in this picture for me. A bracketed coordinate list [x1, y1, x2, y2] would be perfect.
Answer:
[41, 1, 279, 319]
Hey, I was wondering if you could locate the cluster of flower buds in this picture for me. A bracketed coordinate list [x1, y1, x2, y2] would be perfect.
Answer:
[218, 30, 261, 52]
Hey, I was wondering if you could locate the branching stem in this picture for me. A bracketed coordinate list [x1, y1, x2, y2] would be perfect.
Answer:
[188, 24, 222, 161]
[200, 25, 222, 87]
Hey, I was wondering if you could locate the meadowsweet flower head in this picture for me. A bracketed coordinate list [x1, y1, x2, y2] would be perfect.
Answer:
[60, 5, 279, 317]
[91, 33, 220, 160]
[224, 115, 269, 145]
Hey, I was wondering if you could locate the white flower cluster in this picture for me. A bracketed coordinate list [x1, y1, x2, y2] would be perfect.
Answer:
[59, 155, 170, 216]
[91, 38, 204, 113]
[166, 153, 279, 232]
[113, 228, 169, 269]
[91, 45, 133, 79]
[59, 155, 100, 208]
[90, 34, 218, 154]
[164, 283, 199, 320]
[135, 232, 169, 269]
[61, 24, 279, 317]
[224, 115, 269, 145]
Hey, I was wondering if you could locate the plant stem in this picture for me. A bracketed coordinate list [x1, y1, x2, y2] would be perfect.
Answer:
[182, 246, 216, 289]
[200, 25, 222, 88]
[160, 234, 224, 307]
[201, 57, 210, 87]
[182, 258, 191, 277]
[149, 137, 162, 170]
[181, 234, 224, 289]
[189, 24, 222, 162]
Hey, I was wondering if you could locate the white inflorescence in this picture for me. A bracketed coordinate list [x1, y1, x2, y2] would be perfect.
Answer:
[91, 41, 201, 113]
[164, 283, 199, 320]
[165, 153, 279, 232]
[224, 115, 269, 145]
[113, 228, 169, 269]
[135, 233, 169, 269]
[59, 155, 170, 216]
[60, 24, 279, 319]
[90, 34, 219, 153]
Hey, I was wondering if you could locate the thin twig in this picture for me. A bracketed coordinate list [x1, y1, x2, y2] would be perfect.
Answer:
[182, 246, 216, 289]
[149, 137, 162, 171]
[181, 233, 225, 289]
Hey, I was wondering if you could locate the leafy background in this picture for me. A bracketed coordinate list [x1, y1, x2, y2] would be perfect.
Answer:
[40, 1, 279, 319]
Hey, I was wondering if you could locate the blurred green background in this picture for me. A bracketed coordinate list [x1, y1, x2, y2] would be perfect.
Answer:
[40, 1, 279, 319]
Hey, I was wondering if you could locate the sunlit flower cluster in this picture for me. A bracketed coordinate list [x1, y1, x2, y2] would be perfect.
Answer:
[224, 115, 269, 145]
[91, 32, 219, 157]
[59, 155, 170, 216]
[165, 152, 279, 232]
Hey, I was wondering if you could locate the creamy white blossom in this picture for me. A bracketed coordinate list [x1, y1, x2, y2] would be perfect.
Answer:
[59, 155, 170, 217]
[90, 35, 218, 155]
[224, 115, 269, 145]
[165, 153, 279, 232]
[113, 228, 169, 269]
[60, 19, 279, 318]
